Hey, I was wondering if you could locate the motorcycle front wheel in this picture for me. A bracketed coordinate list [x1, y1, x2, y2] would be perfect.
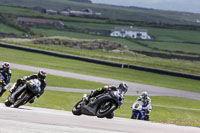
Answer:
[13, 91, 30, 108]
[96, 101, 116, 118]
[4, 98, 12, 107]
[72, 100, 82, 116]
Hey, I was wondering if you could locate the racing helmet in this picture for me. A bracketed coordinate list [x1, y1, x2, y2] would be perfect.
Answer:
[2, 62, 10, 72]
[118, 82, 128, 94]
[38, 70, 47, 80]
[141, 91, 148, 99]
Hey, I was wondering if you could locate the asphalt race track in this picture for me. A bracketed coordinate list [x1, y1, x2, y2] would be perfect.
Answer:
[0, 104, 199, 133]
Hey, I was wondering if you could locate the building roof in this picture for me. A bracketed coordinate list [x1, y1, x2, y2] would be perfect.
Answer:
[113, 26, 148, 32]
[83, 8, 93, 13]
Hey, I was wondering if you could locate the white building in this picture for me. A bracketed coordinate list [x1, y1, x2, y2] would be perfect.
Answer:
[46, 9, 58, 15]
[110, 26, 151, 40]
[60, 11, 69, 16]
[196, 19, 200, 23]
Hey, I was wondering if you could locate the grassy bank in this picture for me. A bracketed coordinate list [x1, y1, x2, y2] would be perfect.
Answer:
[1, 39, 200, 76]
[1, 47, 200, 93]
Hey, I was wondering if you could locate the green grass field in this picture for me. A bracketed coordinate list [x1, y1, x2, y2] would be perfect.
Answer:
[1, 37, 200, 76]
[0, 3, 200, 75]
[1, 0, 200, 25]
[11, 69, 105, 89]
[0, 23, 24, 34]
[1, 90, 199, 126]
[138, 40, 200, 54]
[0, 46, 200, 93]
[140, 26, 200, 43]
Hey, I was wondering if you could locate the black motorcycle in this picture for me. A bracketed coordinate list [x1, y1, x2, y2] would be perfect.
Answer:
[72, 90, 124, 119]
[0, 73, 5, 96]
[5, 79, 41, 108]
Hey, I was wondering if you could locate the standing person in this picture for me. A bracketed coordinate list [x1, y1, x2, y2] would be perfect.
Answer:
[9, 70, 47, 103]
[0, 62, 11, 97]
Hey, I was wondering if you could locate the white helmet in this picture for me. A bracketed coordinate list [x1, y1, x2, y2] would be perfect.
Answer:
[141, 91, 148, 99]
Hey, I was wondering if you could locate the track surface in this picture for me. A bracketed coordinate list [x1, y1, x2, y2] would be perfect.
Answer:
[7, 62, 200, 100]
[0, 104, 199, 133]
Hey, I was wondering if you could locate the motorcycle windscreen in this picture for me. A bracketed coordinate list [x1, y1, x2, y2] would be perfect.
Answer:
[27, 83, 41, 94]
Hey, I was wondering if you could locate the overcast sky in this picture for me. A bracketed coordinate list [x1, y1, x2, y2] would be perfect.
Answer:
[91, 0, 200, 14]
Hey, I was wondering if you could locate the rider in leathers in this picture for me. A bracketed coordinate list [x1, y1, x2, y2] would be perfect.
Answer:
[134, 91, 152, 120]
[0, 62, 11, 97]
[9, 70, 47, 103]
[87, 82, 128, 101]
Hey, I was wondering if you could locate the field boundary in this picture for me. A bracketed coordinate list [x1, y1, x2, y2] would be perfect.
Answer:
[0, 42, 200, 80]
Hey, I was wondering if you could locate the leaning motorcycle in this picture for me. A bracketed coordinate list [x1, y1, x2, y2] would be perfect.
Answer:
[131, 101, 149, 120]
[4, 79, 41, 108]
[72, 90, 124, 119]
[0, 73, 5, 96]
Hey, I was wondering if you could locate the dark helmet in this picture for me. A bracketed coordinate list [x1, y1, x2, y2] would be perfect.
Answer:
[38, 70, 47, 80]
[2, 62, 10, 72]
[118, 82, 128, 94]
[141, 91, 148, 99]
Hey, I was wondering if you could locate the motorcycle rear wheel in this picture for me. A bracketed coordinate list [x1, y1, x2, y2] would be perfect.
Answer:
[72, 101, 82, 116]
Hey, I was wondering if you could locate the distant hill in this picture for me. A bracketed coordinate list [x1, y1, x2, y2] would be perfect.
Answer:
[0, 0, 200, 25]
[69, 0, 92, 3]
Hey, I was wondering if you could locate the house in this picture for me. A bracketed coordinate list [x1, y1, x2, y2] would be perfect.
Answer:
[46, 9, 58, 15]
[69, 8, 102, 17]
[196, 19, 200, 23]
[110, 26, 151, 40]
[17, 17, 65, 29]
[60, 11, 69, 16]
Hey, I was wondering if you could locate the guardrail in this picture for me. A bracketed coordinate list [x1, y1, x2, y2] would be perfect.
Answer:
[0, 42, 200, 80]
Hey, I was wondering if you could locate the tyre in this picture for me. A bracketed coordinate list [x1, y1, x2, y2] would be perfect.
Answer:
[72, 101, 82, 116]
[96, 101, 117, 118]
[131, 112, 140, 119]
[4, 99, 12, 107]
[131, 114, 136, 119]
[13, 92, 29, 108]
[144, 115, 150, 121]
[106, 112, 114, 119]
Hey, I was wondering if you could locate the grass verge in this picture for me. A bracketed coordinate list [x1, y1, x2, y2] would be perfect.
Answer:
[1, 47, 200, 93]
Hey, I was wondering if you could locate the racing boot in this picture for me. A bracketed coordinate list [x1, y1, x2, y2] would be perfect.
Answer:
[29, 97, 35, 104]
[144, 110, 150, 121]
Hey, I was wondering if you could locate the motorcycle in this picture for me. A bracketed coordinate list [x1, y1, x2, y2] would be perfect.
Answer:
[131, 101, 149, 120]
[0, 73, 5, 96]
[72, 90, 124, 119]
[4, 79, 41, 108]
